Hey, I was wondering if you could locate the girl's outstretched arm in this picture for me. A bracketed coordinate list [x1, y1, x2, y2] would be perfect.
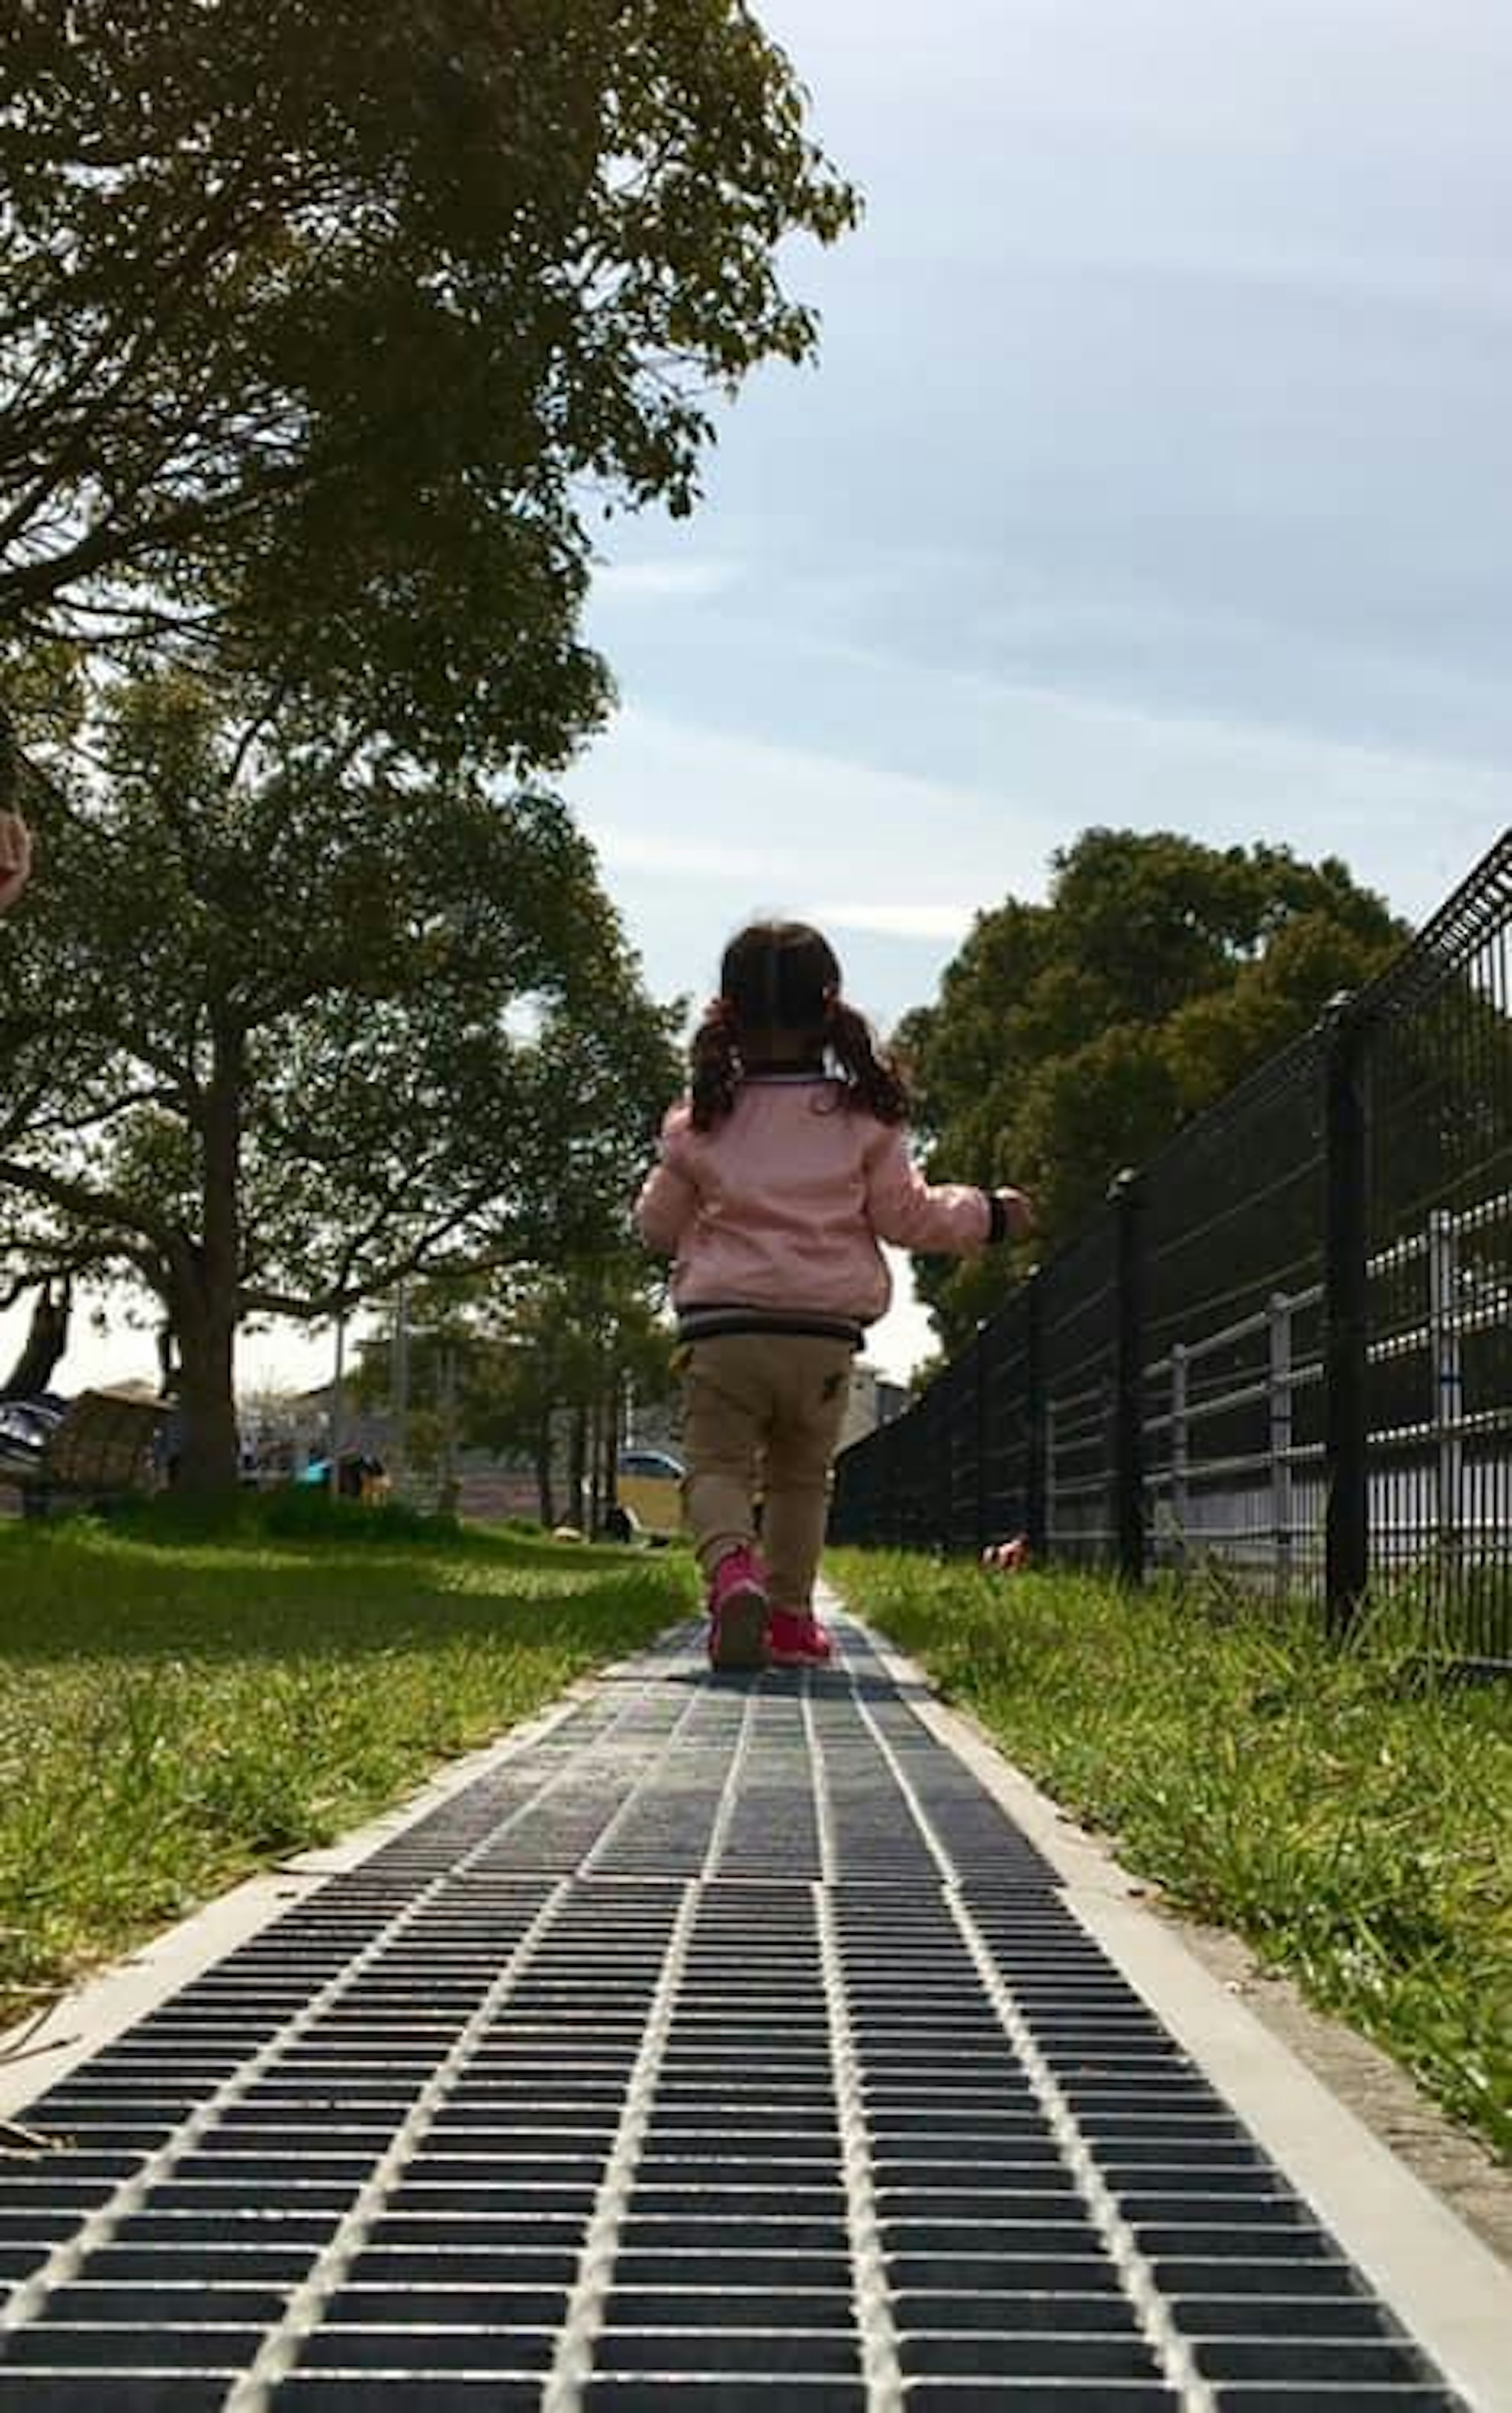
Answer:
[635, 1108, 700, 1254]
[865, 1126, 1030, 1255]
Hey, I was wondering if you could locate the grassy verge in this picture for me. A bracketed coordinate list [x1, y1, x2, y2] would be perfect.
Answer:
[1, 1498, 695, 2031]
[830, 1548, 1512, 2160]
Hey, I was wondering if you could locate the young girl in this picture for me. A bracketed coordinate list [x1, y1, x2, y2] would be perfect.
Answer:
[636, 920, 1032, 1671]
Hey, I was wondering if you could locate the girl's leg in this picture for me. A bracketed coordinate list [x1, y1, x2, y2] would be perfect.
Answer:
[680, 1338, 767, 1579]
[759, 1338, 855, 1612]
[682, 1339, 776, 1670]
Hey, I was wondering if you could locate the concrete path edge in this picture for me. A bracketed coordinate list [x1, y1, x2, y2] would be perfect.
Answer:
[847, 1599, 1512, 2413]
[5, 1596, 1509, 2409]
[0, 1636, 665, 2127]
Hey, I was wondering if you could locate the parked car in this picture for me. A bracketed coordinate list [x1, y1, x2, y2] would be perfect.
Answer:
[0, 1395, 67, 1482]
[608, 1447, 685, 1543]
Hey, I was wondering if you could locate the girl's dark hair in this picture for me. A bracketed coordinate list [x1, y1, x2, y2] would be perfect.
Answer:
[689, 920, 911, 1130]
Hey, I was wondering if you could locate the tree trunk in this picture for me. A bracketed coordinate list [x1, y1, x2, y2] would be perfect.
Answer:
[568, 1403, 587, 1531]
[600, 1366, 620, 1522]
[0, 1280, 71, 1399]
[534, 1412, 556, 1529]
[586, 1386, 602, 1536]
[172, 1276, 241, 1495]
[169, 1018, 246, 1497]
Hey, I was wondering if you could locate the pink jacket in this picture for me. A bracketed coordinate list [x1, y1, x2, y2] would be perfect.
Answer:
[635, 1075, 995, 1326]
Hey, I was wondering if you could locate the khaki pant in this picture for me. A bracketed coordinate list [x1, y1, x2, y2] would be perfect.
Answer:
[680, 1333, 856, 1610]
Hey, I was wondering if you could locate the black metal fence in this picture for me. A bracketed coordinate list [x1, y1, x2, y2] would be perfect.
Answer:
[832, 833, 1512, 1661]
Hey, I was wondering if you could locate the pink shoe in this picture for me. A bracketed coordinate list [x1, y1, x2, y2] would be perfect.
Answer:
[767, 1607, 833, 1668]
[707, 1546, 770, 1670]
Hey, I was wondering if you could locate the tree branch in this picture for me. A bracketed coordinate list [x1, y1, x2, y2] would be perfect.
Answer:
[0, 1156, 179, 1255]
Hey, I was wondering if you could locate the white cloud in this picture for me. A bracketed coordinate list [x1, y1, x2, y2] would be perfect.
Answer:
[593, 559, 741, 602]
[586, 827, 781, 882]
[809, 901, 976, 941]
[576, 661, 1506, 967]
[571, 705, 1060, 895]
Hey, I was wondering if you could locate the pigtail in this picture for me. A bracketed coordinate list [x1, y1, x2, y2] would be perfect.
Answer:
[689, 997, 741, 1131]
[692, 922, 909, 1128]
[826, 997, 912, 1125]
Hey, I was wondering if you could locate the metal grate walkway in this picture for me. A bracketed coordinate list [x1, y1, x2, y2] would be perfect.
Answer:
[0, 1611, 1475, 2407]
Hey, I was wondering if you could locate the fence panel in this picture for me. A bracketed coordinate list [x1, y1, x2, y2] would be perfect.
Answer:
[1040, 1212, 1119, 1566]
[1362, 837, 1512, 1655]
[944, 1343, 980, 1557]
[831, 834, 1511, 1658]
[982, 1288, 1036, 1551]
[1140, 1034, 1328, 1597]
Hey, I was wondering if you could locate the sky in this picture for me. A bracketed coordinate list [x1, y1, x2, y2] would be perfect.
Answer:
[571, 0, 1509, 1041]
[7, 0, 1510, 1399]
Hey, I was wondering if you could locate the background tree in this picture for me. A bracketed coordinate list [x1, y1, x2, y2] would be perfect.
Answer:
[0, 0, 858, 766]
[0, 1276, 70, 1399]
[462, 1262, 675, 1533]
[354, 1260, 677, 1527]
[899, 828, 1406, 1349]
[0, 672, 681, 1490]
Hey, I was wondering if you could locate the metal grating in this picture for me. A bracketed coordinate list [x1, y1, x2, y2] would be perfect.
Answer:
[0, 1618, 1469, 2408]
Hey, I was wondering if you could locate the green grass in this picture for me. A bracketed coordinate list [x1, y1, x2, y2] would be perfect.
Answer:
[1, 1499, 696, 2029]
[830, 1548, 1512, 2159]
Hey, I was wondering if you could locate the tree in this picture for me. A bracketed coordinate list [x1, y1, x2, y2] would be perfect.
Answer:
[0, 671, 681, 1490]
[354, 1259, 677, 1527]
[0, 0, 858, 766]
[454, 1259, 677, 1533]
[449, 1279, 599, 1529]
[0, 1275, 70, 1399]
[899, 828, 1406, 1349]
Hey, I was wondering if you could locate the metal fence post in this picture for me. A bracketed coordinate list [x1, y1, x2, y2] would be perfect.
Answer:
[1323, 995, 1369, 1634]
[882, 1417, 899, 1548]
[973, 1326, 991, 1557]
[1169, 1342, 1190, 1568]
[1268, 1292, 1294, 1596]
[1110, 1168, 1147, 1585]
[1025, 1271, 1047, 1559]
[1043, 1396, 1058, 1557]
[1428, 1206, 1463, 1566]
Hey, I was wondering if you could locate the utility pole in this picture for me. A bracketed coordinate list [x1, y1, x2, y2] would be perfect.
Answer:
[391, 1281, 410, 1500]
[327, 1309, 346, 1496]
[1109, 1168, 1147, 1586]
[439, 1342, 459, 1511]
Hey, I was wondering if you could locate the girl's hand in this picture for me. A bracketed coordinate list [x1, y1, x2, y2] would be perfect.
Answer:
[997, 1186, 1034, 1240]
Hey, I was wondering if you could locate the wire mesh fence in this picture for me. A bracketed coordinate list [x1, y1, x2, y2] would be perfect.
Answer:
[1141, 1027, 1329, 1593]
[831, 833, 1512, 1662]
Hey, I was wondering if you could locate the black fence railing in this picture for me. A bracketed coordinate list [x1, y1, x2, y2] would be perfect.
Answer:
[832, 833, 1512, 1662]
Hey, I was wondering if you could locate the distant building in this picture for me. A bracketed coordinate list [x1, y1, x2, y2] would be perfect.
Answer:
[839, 1361, 910, 1454]
[236, 1357, 911, 1522]
[630, 1361, 906, 1464]
[241, 1381, 392, 1477]
[625, 1394, 680, 1457]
